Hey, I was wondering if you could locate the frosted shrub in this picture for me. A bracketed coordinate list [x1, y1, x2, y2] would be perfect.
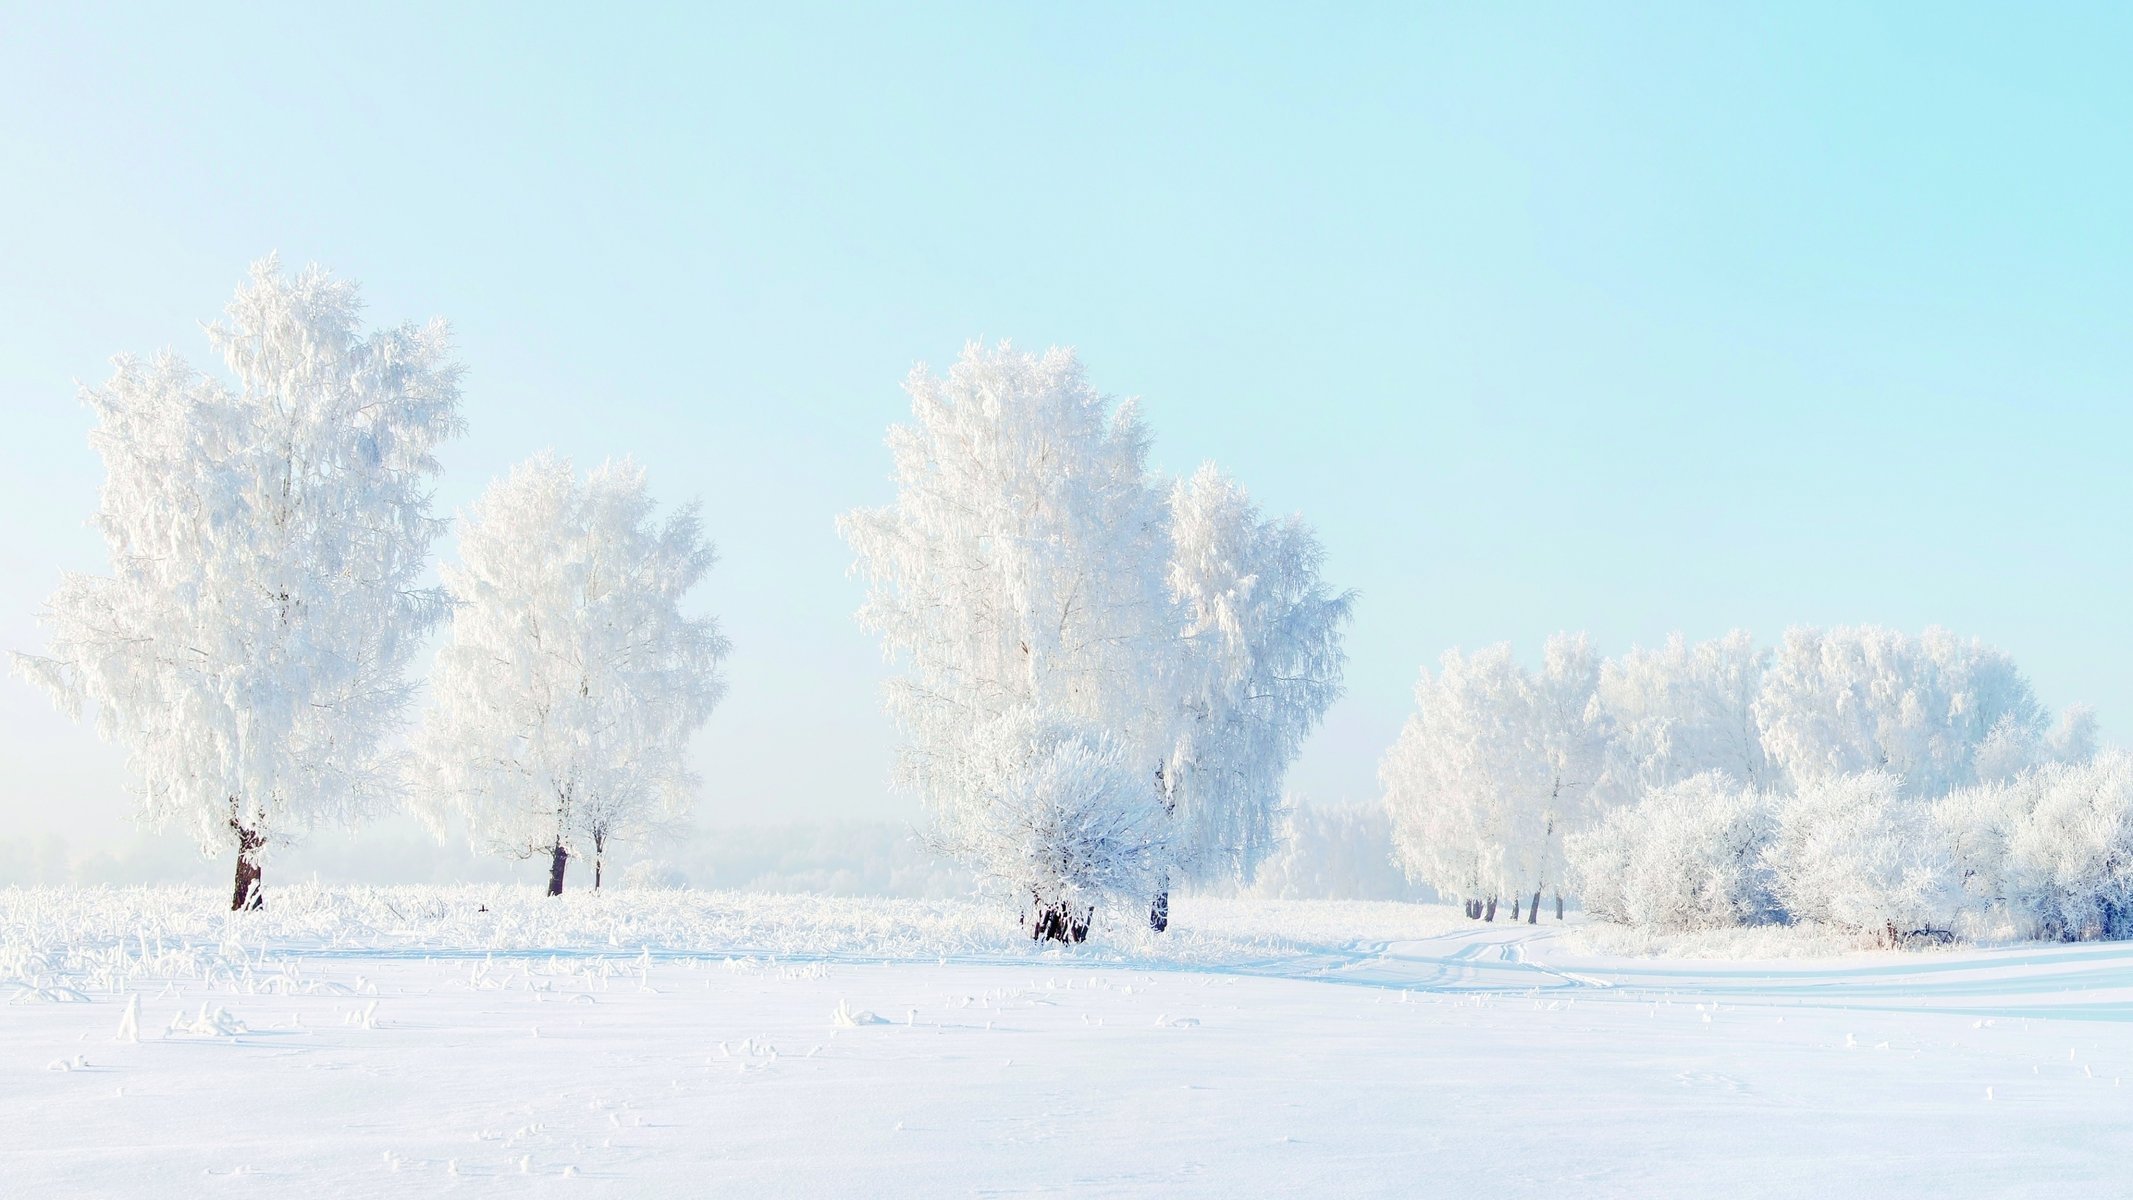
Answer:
[1949, 752, 2133, 941]
[936, 711, 1169, 942]
[1568, 774, 1777, 932]
[1765, 772, 1965, 942]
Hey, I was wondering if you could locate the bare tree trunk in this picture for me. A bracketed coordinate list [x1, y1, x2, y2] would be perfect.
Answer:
[593, 832, 605, 891]
[547, 844, 568, 896]
[1465, 899, 1480, 919]
[1555, 891, 1564, 920]
[230, 824, 264, 912]
[1511, 896, 1521, 920]
[1148, 889, 1169, 933]
[1484, 897, 1498, 922]
[1529, 889, 1541, 925]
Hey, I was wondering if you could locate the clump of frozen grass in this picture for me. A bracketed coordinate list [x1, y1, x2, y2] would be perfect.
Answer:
[0, 886, 1477, 995]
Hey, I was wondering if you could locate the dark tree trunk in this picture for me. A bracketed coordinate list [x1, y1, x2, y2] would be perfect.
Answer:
[1511, 896, 1521, 920]
[230, 824, 265, 912]
[1466, 899, 1481, 920]
[592, 832, 606, 891]
[1529, 889, 1541, 925]
[1029, 900, 1092, 944]
[1149, 889, 1169, 933]
[1555, 891, 1564, 921]
[1484, 897, 1498, 922]
[547, 844, 569, 896]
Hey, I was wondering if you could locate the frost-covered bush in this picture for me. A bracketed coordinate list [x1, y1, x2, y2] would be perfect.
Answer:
[1568, 773, 1777, 932]
[1941, 751, 2133, 941]
[1764, 772, 1965, 940]
[934, 711, 1169, 942]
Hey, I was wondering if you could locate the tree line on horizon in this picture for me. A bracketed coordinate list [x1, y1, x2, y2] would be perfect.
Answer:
[12, 260, 2117, 947]
[1380, 627, 2118, 944]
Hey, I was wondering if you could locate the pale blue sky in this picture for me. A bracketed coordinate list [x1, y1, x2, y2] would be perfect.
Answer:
[3, 4, 2128, 875]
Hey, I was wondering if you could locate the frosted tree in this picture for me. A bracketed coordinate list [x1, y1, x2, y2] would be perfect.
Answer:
[1753, 626, 2081, 796]
[416, 454, 727, 894]
[1381, 645, 1545, 919]
[841, 343, 1173, 939]
[1522, 633, 1615, 921]
[1153, 465, 1353, 927]
[1598, 630, 1771, 796]
[1382, 635, 1613, 922]
[12, 259, 462, 909]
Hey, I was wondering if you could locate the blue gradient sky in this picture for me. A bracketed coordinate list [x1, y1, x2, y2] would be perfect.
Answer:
[3, 4, 2128, 873]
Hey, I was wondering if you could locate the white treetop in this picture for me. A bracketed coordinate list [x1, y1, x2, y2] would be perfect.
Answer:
[1598, 630, 1771, 796]
[416, 454, 727, 893]
[840, 343, 1174, 932]
[1161, 465, 1352, 888]
[13, 259, 462, 907]
[1753, 625, 2071, 796]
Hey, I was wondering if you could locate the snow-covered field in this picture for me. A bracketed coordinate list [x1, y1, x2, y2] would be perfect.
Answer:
[4, 889, 2129, 1197]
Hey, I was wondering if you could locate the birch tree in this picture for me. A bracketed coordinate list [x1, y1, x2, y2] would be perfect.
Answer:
[13, 259, 462, 909]
[840, 343, 1173, 939]
[416, 454, 728, 894]
[1154, 464, 1353, 927]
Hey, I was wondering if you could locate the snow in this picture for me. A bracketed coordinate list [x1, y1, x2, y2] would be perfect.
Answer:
[5, 888, 2132, 1196]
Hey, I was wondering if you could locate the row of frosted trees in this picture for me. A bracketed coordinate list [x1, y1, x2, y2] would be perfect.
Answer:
[1380, 629, 2112, 943]
[14, 261, 1355, 935]
[15, 262, 729, 908]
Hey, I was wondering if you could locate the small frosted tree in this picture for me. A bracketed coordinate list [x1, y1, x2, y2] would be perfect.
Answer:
[840, 343, 1173, 939]
[1381, 645, 1543, 918]
[1382, 636, 1610, 922]
[13, 259, 462, 909]
[1154, 464, 1353, 927]
[939, 708, 1169, 940]
[417, 454, 727, 894]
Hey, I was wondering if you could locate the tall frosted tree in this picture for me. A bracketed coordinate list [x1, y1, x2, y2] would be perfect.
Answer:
[841, 343, 1174, 940]
[13, 259, 462, 909]
[1155, 464, 1353, 927]
[416, 454, 727, 894]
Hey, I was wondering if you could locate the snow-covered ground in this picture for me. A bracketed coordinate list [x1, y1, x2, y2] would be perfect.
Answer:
[4, 889, 2129, 1197]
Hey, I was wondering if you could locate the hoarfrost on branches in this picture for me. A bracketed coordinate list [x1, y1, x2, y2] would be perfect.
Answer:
[1160, 464, 1352, 893]
[842, 344, 1348, 938]
[12, 258, 463, 909]
[416, 454, 727, 894]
